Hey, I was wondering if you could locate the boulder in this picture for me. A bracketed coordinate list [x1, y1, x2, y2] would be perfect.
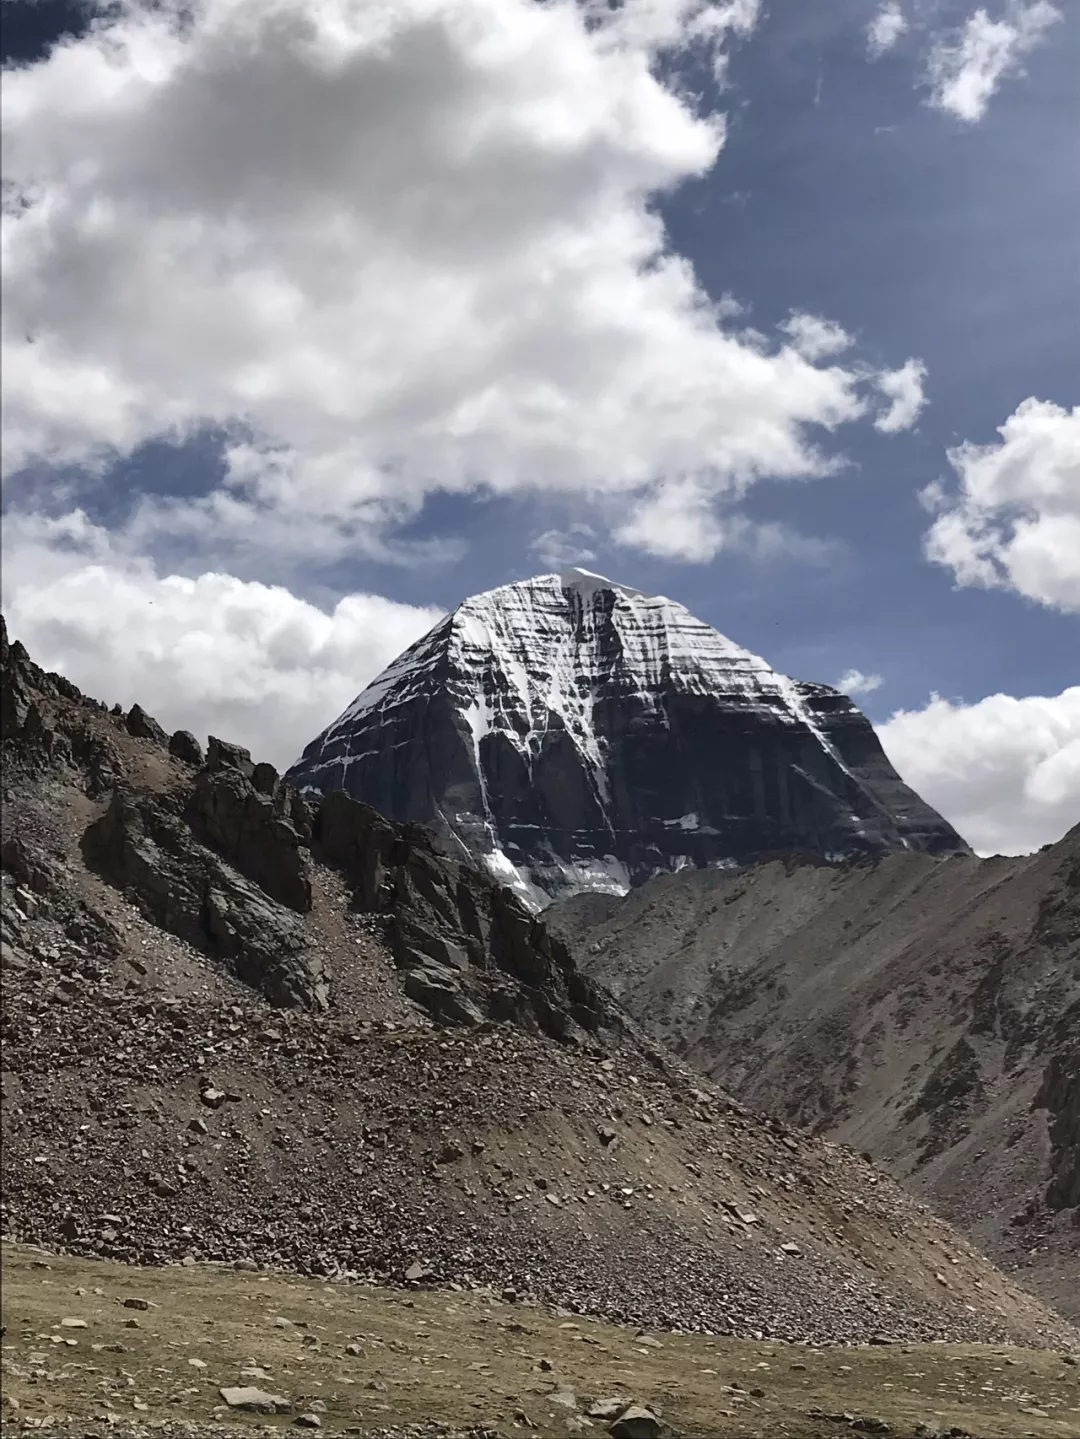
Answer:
[205, 735, 255, 778]
[169, 730, 204, 766]
[125, 704, 167, 744]
[609, 1406, 679, 1439]
[252, 761, 279, 796]
[219, 1387, 290, 1413]
[609, 1404, 675, 1439]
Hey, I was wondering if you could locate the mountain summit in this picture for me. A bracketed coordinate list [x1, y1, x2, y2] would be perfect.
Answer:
[287, 569, 969, 904]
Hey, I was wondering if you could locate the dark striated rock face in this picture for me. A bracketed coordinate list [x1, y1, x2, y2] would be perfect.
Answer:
[287, 570, 970, 906]
[83, 784, 329, 1011]
[311, 790, 607, 1038]
[1037, 1030, 1080, 1213]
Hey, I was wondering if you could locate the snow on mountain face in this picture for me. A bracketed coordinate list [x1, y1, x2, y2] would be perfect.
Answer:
[287, 569, 970, 906]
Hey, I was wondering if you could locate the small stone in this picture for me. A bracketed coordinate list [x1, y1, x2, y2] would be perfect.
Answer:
[59, 1318, 87, 1329]
[295, 1414, 322, 1429]
[404, 1261, 434, 1282]
[749, 1386, 765, 1398]
[188, 1118, 210, 1135]
[588, 1399, 629, 1420]
[218, 1386, 290, 1413]
[122, 1298, 150, 1311]
[200, 1087, 227, 1109]
[609, 1406, 678, 1439]
[344, 1342, 364, 1357]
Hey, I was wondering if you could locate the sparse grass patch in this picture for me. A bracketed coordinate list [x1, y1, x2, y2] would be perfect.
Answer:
[2, 1245, 1078, 1438]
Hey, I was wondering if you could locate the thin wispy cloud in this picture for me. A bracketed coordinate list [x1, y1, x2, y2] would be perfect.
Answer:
[530, 525, 599, 571]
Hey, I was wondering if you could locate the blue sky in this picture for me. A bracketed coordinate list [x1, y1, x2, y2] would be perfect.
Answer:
[1, 0, 1077, 852]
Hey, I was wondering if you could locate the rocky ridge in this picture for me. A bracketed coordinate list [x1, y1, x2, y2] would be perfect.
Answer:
[285, 570, 969, 908]
[549, 837, 1080, 1320]
[2, 615, 606, 1039]
[1, 613, 1074, 1351]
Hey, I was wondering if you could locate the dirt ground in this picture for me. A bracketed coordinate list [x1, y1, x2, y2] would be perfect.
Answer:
[1, 1244, 1078, 1439]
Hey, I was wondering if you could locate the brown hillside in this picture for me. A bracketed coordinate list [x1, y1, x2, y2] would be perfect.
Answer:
[549, 834, 1080, 1320]
[1, 615, 1075, 1351]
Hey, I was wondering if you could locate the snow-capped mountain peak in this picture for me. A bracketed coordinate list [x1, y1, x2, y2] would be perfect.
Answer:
[287, 571, 969, 905]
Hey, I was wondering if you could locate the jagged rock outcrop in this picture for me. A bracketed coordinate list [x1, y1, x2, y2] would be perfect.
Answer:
[188, 752, 314, 912]
[84, 783, 327, 1010]
[1, 613, 607, 1036]
[312, 790, 607, 1037]
[168, 728, 204, 766]
[125, 702, 168, 744]
[287, 570, 969, 907]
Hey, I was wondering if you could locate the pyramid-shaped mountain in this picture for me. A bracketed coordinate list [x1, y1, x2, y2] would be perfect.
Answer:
[287, 569, 969, 905]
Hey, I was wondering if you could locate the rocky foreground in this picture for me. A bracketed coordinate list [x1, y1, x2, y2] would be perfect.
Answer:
[3, 1244, 1079, 1438]
[0, 615, 1075, 1352]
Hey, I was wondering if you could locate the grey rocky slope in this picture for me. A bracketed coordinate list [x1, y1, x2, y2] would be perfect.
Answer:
[549, 835, 1080, 1320]
[286, 569, 968, 907]
[1, 613, 1074, 1348]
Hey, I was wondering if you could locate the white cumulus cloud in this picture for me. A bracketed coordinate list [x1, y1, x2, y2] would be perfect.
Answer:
[1, 0, 920, 568]
[922, 397, 1080, 613]
[874, 357, 928, 434]
[837, 668, 883, 696]
[925, 1, 1061, 123]
[0, 512, 442, 769]
[867, 3, 908, 59]
[780, 311, 854, 363]
[879, 687, 1080, 855]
